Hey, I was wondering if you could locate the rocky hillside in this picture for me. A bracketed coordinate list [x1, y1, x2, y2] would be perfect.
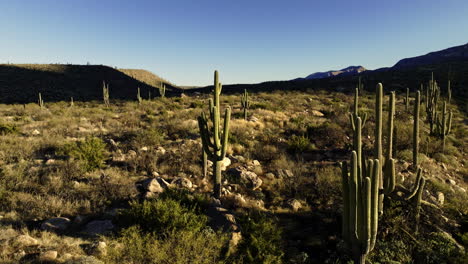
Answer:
[0, 64, 179, 104]
[301, 65, 367, 80]
[393, 43, 468, 69]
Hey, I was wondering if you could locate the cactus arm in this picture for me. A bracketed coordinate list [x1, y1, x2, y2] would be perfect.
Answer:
[350, 151, 359, 242]
[341, 161, 350, 243]
[369, 159, 379, 251]
[220, 107, 231, 159]
[413, 91, 420, 168]
[406, 168, 422, 200]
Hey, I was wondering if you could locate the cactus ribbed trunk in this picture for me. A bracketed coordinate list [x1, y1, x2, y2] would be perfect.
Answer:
[413, 91, 420, 169]
[213, 160, 222, 198]
[375, 84, 383, 215]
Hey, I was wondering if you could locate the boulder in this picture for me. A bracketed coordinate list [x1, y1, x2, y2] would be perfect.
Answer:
[286, 199, 302, 212]
[14, 234, 39, 247]
[135, 177, 168, 194]
[39, 250, 58, 261]
[41, 217, 71, 232]
[437, 192, 445, 205]
[276, 169, 294, 179]
[227, 167, 262, 190]
[172, 177, 193, 189]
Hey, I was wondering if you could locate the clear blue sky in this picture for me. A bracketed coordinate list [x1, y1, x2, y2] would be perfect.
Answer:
[1, 0, 467, 86]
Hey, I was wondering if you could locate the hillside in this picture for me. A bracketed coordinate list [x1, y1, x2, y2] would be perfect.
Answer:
[301, 65, 367, 80]
[0, 64, 179, 103]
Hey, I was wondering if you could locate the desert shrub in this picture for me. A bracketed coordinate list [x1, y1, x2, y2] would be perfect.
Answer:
[131, 127, 165, 149]
[58, 136, 108, 172]
[287, 135, 314, 153]
[230, 211, 284, 264]
[0, 124, 19, 135]
[103, 226, 226, 264]
[118, 191, 208, 234]
[413, 232, 465, 264]
[307, 122, 347, 149]
[311, 166, 341, 205]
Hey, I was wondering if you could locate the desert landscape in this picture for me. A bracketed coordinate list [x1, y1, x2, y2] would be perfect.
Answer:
[0, 1, 467, 263]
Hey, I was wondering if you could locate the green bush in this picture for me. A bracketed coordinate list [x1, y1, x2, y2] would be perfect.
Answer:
[230, 211, 284, 264]
[413, 232, 466, 264]
[103, 226, 226, 264]
[0, 123, 19, 135]
[118, 194, 208, 234]
[132, 128, 165, 149]
[59, 137, 108, 172]
[287, 135, 314, 153]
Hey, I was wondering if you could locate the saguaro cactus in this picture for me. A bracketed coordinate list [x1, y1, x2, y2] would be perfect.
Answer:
[435, 101, 452, 151]
[447, 80, 452, 104]
[405, 167, 426, 233]
[159, 83, 166, 98]
[102, 81, 110, 107]
[426, 74, 440, 134]
[198, 70, 231, 198]
[240, 89, 250, 120]
[383, 92, 396, 195]
[341, 150, 380, 264]
[403, 88, 410, 112]
[413, 91, 420, 169]
[70, 97, 74, 107]
[38, 93, 44, 108]
[349, 88, 367, 132]
[137, 87, 142, 104]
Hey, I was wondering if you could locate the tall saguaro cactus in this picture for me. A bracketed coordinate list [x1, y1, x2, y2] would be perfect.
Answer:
[102, 81, 110, 107]
[198, 71, 231, 198]
[403, 88, 410, 112]
[240, 89, 250, 120]
[38, 93, 44, 108]
[413, 91, 420, 169]
[349, 88, 367, 132]
[341, 150, 380, 264]
[426, 74, 440, 134]
[447, 80, 452, 104]
[159, 83, 166, 98]
[341, 83, 397, 263]
[137, 87, 142, 104]
[435, 101, 452, 151]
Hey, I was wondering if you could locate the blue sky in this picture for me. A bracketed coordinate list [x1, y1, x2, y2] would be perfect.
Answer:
[1, 0, 467, 86]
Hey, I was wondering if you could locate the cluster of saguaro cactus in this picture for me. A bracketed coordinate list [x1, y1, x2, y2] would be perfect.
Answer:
[102, 81, 110, 107]
[341, 83, 396, 263]
[240, 89, 250, 120]
[198, 71, 231, 198]
[403, 88, 410, 111]
[38, 93, 44, 108]
[159, 83, 166, 98]
[425, 74, 440, 134]
[434, 101, 452, 150]
[137, 87, 142, 104]
[349, 88, 367, 132]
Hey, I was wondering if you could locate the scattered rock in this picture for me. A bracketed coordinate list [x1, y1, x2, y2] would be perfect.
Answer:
[248, 116, 259, 122]
[156, 146, 166, 155]
[265, 172, 275, 180]
[208, 157, 231, 171]
[227, 167, 262, 190]
[41, 217, 71, 232]
[252, 160, 261, 166]
[127, 150, 137, 157]
[437, 192, 445, 205]
[445, 179, 456, 185]
[39, 250, 58, 261]
[311, 110, 324, 117]
[14, 234, 39, 247]
[229, 155, 246, 163]
[441, 163, 448, 170]
[455, 186, 466, 193]
[83, 220, 114, 235]
[276, 169, 294, 179]
[286, 199, 302, 212]
[136, 178, 165, 194]
[140, 146, 148, 152]
[32, 129, 41, 136]
[172, 177, 193, 189]
[13, 250, 26, 260]
[88, 241, 107, 257]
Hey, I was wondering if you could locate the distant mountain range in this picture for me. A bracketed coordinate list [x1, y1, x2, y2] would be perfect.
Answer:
[297, 43, 468, 81]
[298, 66, 367, 80]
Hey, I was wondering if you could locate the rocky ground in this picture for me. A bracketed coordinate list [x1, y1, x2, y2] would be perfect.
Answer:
[0, 88, 466, 263]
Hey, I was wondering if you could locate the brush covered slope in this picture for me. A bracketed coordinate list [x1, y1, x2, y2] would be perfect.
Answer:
[0, 79, 466, 263]
[0, 64, 179, 103]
